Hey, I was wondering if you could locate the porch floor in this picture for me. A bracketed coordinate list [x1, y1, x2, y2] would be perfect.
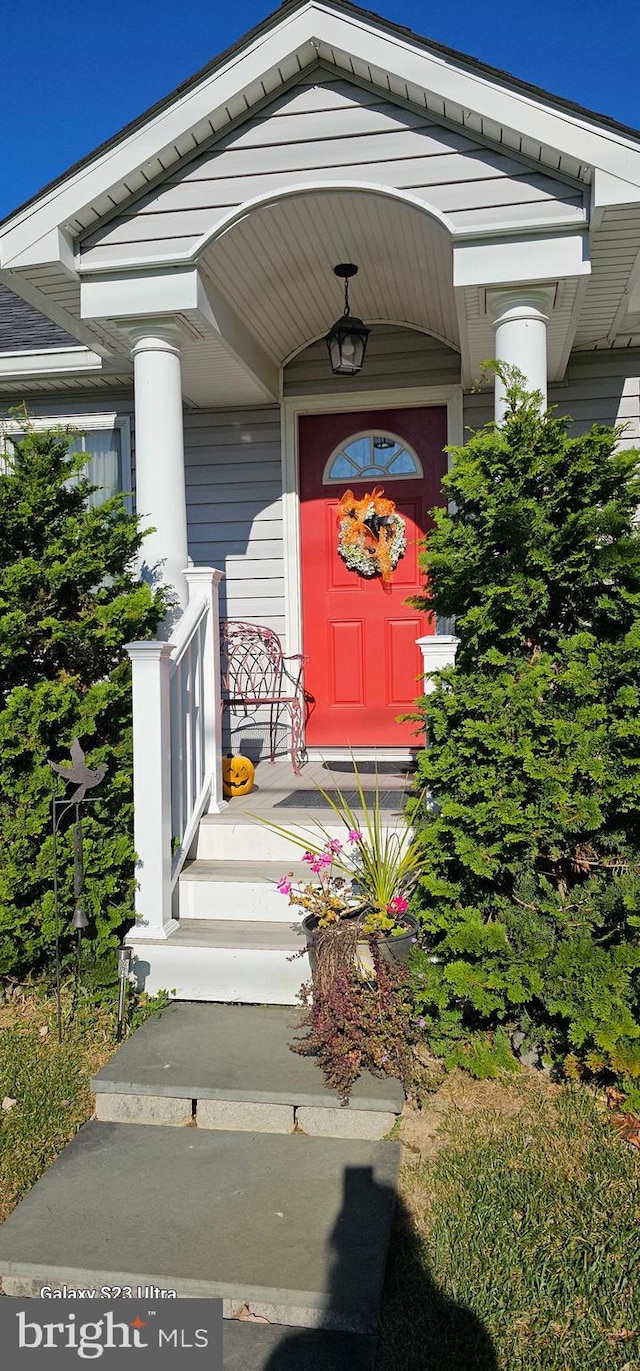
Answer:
[216, 755, 416, 818]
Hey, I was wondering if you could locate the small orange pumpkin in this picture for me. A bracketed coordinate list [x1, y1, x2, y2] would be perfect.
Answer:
[222, 753, 255, 798]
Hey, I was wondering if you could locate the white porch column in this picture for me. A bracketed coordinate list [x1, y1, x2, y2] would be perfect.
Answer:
[125, 640, 178, 940]
[488, 287, 555, 423]
[128, 320, 189, 612]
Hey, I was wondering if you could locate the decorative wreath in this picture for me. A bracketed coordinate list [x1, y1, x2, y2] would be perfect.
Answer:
[337, 486, 407, 583]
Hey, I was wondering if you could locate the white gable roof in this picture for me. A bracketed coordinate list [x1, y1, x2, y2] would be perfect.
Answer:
[2, 0, 640, 274]
[3, 0, 640, 400]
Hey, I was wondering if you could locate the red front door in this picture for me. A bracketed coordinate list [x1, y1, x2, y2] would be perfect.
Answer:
[299, 407, 447, 747]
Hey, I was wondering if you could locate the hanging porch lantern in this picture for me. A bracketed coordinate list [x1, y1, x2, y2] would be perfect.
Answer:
[325, 264, 370, 376]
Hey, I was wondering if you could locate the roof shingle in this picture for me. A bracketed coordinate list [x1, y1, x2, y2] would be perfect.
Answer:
[0, 283, 78, 354]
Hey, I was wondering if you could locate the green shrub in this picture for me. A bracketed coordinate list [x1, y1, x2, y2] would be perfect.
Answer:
[0, 422, 169, 976]
[410, 372, 640, 1093]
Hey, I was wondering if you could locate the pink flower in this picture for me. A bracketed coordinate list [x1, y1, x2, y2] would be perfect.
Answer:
[347, 829, 362, 843]
[301, 851, 315, 864]
[276, 877, 292, 895]
[388, 894, 409, 915]
[327, 839, 343, 854]
[310, 860, 322, 873]
[318, 852, 333, 868]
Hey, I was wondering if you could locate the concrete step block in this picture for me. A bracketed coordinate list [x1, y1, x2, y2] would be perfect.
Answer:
[94, 1093, 192, 1126]
[222, 1319, 375, 1371]
[0, 1123, 400, 1331]
[297, 1107, 396, 1141]
[92, 1004, 405, 1118]
[197, 1100, 295, 1132]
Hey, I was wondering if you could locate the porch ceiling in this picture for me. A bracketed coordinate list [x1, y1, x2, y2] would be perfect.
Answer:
[201, 187, 459, 365]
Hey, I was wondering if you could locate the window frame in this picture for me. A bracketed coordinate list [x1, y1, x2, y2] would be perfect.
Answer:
[1, 412, 133, 512]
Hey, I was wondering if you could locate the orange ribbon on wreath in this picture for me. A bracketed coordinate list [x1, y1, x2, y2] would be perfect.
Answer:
[337, 486, 399, 582]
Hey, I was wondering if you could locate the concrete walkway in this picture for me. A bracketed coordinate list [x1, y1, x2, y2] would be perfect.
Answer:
[223, 1320, 376, 1369]
[0, 1003, 403, 1364]
[92, 1002, 404, 1136]
[0, 1123, 398, 1330]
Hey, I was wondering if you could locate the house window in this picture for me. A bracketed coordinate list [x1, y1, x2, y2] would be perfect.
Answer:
[67, 427, 124, 509]
[323, 431, 423, 484]
[2, 415, 132, 510]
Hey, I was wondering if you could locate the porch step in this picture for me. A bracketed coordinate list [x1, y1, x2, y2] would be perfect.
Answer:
[0, 1123, 399, 1332]
[178, 859, 311, 921]
[128, 919, 309, 1004]
[196, 808, 405, 862]
[91, 1003, 404, 1139]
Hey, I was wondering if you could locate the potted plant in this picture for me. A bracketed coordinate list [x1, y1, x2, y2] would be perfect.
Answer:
[252, 767, 425, 1100]
[255, 765, 423, 980]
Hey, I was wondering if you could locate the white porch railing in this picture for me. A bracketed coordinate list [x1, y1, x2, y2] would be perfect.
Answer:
[126, 567, 224, 939]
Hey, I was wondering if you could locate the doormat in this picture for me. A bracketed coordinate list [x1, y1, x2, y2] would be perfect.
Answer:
[274, 789, 403, 810]
[322, 760, 416, 777]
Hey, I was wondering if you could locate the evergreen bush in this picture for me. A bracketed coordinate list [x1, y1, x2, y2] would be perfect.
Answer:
[410, 372, 640, 1099]
[0, 422, 169, 978]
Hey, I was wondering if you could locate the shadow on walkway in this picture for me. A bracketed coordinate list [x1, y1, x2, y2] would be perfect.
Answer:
[258, 1164, 497, 1371]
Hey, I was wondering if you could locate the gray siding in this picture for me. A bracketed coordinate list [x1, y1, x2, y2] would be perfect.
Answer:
[183, 406, 284, 637]
[183, 405, 286, 759]
[0, 389, 134, 422]
[283, 325, 460, 396]
[462, 352, 640, 444]
[461, 389, 492, 434]
[552, 352, 640, 448]
[80, 74, 586, 267]
[0, 395, 284, 632]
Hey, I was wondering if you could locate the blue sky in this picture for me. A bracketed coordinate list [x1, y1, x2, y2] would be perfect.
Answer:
[1, 0, 638, 221]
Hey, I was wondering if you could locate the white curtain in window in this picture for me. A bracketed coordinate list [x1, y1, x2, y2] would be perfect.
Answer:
[69, 429, 121, 508]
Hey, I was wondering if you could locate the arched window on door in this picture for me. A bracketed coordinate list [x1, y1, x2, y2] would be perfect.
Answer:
[323, 431, 423, 484]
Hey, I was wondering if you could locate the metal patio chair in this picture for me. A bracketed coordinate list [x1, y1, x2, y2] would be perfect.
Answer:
[220, 620, 307, 775]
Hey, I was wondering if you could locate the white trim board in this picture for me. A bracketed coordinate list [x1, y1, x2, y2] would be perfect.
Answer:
[281, 382, 462, 657]
[75, 186, 590, 279]
[0, 347, 103, 378]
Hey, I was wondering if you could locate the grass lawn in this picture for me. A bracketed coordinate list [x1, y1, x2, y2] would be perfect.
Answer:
[0, 982, 126, 1226]
[378, 1075, 639, 1371]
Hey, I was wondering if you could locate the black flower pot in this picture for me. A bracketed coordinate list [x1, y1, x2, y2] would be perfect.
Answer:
[375, 912, 420, 965]
[302, 910, 418, 979]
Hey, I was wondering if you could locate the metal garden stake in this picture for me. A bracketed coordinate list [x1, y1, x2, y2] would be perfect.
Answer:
[116, 945, 134, 1041]
[49, 739, 106, 1042]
